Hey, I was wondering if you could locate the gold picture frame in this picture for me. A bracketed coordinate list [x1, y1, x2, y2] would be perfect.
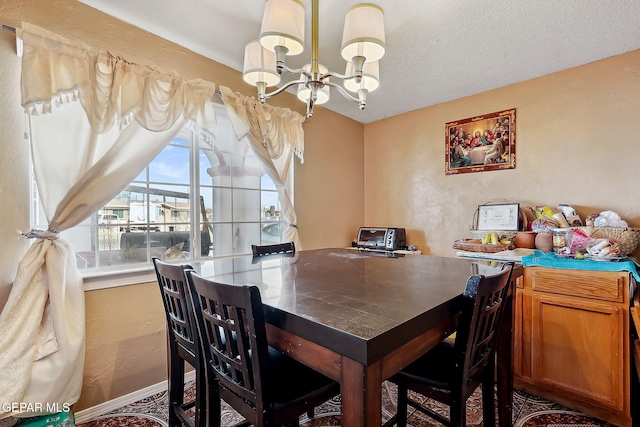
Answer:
[445, 109, 516, 175]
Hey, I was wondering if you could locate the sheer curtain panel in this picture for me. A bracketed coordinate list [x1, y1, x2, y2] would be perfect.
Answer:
[0, 23, 219, 415]
[219, 87, 304, 251]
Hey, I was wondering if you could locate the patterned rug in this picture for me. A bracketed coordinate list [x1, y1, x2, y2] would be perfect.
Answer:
[70, 381, 617, 427]
[515, 410, 616, 427]
[75, 414, 165, 427]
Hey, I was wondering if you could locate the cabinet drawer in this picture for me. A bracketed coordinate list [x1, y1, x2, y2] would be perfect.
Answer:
[526, 267, 627, 303]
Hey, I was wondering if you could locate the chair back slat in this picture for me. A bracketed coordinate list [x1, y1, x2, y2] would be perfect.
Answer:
[188, 271, 272, 410]
[454, 264, 514, 388]
[153, 259, 198, 358]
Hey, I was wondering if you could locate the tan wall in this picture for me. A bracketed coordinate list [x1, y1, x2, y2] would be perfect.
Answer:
[0, 15, 30, 314]
[296, 106, 365, 249]
[81, 283, 166, 409]
[0, 0, 364, 412]
[364, 49, 640, 259]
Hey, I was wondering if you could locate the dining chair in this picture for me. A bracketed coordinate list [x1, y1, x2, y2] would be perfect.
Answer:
[153, 258, 212, 427]
[251, 241, 295, 258]
[385, 263, 515, 427]
[185, 270, 340, 427]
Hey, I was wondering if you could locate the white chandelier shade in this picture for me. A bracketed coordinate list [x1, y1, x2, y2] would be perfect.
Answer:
[344, 60, 379, 93]
[341, 4, 386, 63]
[259, 0, 305, 56]
[242, 0, 385, 118]
[242, 40, 280, 87]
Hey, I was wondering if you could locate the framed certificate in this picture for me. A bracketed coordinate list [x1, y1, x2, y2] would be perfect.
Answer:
[477, 203, 520, 231]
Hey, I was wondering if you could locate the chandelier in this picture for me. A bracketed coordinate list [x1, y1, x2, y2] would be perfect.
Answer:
[242, 0, 385, 118]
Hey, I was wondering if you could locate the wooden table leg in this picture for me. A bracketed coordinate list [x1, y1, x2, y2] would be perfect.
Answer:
[340, 356, 382, 427]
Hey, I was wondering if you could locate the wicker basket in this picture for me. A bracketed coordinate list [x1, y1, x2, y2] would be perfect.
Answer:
[577, 226, 640, 256]
[453, 239, 515, 253]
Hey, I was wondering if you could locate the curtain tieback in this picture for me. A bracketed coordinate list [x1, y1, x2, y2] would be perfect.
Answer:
[287, 223, 298, 229]
[22, 228, 60, 240]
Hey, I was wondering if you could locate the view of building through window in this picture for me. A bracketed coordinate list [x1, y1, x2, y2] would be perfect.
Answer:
[31, 106, 289, 272]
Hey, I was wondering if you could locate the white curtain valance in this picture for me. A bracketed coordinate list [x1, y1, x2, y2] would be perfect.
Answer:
[219, 86, 305, 166]
[21, 22, 218, 137]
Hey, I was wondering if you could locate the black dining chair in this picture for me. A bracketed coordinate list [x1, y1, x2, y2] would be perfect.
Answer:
[153, 258, 212, 427]
[185, 270, 340, 427]
[385, 263, 515, 427]
[251, 241, 295, 258]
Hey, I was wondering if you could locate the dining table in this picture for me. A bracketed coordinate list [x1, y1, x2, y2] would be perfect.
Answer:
[198, 247, 521, 427]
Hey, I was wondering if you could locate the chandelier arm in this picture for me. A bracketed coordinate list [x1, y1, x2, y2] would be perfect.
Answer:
[325, 81, 369, 110]
[263, 78, 307, 100]
[323, 81, 360, 103]
[320, 71, 357, 82]
[323, 63, 368, 85]
[278, 62, 311, 76]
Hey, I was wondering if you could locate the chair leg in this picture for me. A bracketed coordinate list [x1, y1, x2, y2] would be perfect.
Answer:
[168, 347, 186, 427]
[396, 384, 409, 427]
[482, 364, 496, 427]
[207, 377, 221, 427]
[195, 362, 209, 427]
[449, 396, 466, 427]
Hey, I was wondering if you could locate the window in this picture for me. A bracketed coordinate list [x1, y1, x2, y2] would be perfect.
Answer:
[30, 105, 291, 275]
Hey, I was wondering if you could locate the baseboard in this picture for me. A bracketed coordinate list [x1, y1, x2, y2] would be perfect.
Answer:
[74, 370, 196, 424]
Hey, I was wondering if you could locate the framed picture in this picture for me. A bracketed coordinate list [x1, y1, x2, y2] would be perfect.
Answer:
[476, 203, 520, 231]
[445, 108, 516, 175]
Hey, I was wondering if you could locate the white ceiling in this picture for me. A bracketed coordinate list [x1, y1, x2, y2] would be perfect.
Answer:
[79, 0, 640, 124]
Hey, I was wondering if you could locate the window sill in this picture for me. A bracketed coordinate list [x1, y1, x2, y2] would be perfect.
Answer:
[82, 266, 156, 291]
[80, 252, 254, 291]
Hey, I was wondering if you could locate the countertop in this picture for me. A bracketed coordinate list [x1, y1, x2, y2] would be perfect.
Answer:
[455, 248, 535, 262]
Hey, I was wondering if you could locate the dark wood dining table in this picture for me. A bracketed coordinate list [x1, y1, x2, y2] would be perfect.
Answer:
[199, 248, 520, 427]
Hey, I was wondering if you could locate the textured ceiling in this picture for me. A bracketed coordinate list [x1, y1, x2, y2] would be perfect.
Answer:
[79, 0, 640, 124]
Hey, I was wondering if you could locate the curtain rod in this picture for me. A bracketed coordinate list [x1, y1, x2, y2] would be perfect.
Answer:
[1, 24, 219, 99]
[0, 27, 278, 114]
[3, 24, 22, 56]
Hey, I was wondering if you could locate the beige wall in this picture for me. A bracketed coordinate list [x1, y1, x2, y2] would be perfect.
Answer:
[296, 106, 365, 248]
[0, 6, 31, 313]
[0, 0, 364, 412]
[82, 283, 167, 408]
[364, 49, 640, 259]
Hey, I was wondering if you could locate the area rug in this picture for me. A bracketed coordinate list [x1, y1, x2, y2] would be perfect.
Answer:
[71, 382, 618, 427]
[514, 410, 616, 427]
[76, 414, 165, 427]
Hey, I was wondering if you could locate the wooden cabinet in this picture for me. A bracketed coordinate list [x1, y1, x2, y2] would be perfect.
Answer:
[513, 267, 632, 427]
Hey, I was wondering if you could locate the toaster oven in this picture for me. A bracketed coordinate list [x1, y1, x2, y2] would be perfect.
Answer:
[355, 227, 406, 251]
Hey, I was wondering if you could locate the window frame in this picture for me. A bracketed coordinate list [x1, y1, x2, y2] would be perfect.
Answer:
[30, 112, 293, 291]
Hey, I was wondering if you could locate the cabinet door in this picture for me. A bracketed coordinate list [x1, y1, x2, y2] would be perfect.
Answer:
[513, 286, 532, 378]
[531, 293, 624, 410]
